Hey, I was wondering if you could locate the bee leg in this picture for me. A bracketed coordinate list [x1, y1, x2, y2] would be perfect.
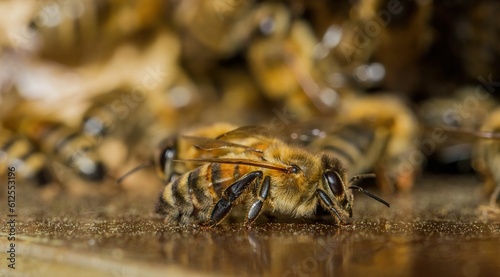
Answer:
[316, 189, 345, 225]
[246, 176, 271, 225]
[206, 171, 263, 226]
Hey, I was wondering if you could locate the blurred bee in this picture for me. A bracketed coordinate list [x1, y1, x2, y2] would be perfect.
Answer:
[472, 108, 500, 211]
[248, 15, 324, 116]
[28, 0, 167, 64]
[296, 95, 420, 193]
[82, 88, 143, 140]
[10, 117, 107, 182]
[146, 69, 206, 131]
[246, 3, 358, 118]
[172, 0, 261, 59]
[333, 0, 433, 92]
[154, 126, 389, 225]
[418, 87, 497, 173]
[0, 126, 53, 186]
[175, 1, 294, 74]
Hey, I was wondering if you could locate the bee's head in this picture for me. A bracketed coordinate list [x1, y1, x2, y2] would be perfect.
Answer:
[318, 154, 353, 220]
[318, 155, 390, 224]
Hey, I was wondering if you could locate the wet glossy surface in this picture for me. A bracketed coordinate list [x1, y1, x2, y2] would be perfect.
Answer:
[1, 175, 500, 277]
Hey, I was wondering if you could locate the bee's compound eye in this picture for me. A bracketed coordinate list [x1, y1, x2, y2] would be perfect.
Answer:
[324, 170, 343, 197]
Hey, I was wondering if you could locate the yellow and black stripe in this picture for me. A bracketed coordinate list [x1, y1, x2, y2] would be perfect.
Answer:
[311, 123, 389, 176]
[0, 131, 52, 186]
[29, 0, 112, 57]
[155, 163, 248, 224]
[21, 121, 106, 182]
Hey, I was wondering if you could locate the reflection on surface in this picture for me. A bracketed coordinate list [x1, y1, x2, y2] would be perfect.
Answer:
[154, 220, 500, 277]
[157, 224, 346, 277]
[2, 175, 500, 277]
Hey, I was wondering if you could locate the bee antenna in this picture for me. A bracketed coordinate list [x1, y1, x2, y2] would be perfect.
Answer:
[349, 173, 376, 184]
[349, 185, 390, 208]
[116, 161, 153, 185]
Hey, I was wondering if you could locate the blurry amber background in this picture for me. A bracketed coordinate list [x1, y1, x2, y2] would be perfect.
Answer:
[1, 1, 500, 276]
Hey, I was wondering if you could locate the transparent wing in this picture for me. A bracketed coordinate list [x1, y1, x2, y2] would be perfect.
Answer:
[176, 157, 294, 173]
[181, 135, 263, 153]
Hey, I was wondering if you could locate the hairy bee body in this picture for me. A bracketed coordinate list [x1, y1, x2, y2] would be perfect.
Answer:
[155, 139, 355, 225]
[15, 118, 106, 182]
[0, 127, 52, 186]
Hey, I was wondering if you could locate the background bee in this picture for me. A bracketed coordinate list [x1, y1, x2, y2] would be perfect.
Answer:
[8, 117, 107, 182]
[418, 87, 497, 173]
[247, 8, 349, 118]
[154, 127, 389, 226]
[0, 126, 53, 186]
[28, 0, 167, 64]
[332, 0, 433, 93]
[293, 95, 420, 193]
[172, 0, 271, 66]
[81, 87, 149, 141]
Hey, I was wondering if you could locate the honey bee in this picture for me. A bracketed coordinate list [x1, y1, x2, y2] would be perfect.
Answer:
[10, 117, 107, 182]
[82, 88, 138, 140]
[0, 126, 53, 186]
[172, 0, 264, 60]
[418, 87, 497, 173]
[247, 15, 344, 118]
[298, 95, 420, 193]
[28, 0, 167, 64]
[80, 86, 155, 149]
[154, 127, 389, 226]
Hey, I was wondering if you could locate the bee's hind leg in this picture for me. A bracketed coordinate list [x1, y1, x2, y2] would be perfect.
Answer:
[205, 171, 263, 226]
[246, 176, 270, 225]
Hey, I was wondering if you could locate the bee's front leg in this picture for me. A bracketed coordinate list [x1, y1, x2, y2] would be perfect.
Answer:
[316, 189, 345, 225]
[246, 176, 271, 225]
[205, 171, 263, 226]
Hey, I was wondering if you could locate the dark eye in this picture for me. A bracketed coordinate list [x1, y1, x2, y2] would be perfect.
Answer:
[290, 164, 301, 174]
[323, 170, 343, 197]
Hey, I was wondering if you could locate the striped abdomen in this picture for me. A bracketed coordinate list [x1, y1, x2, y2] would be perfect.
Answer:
[24, 121, 106, 182]
[155, 163, 251, 224]
[0, 132, 52, 186]
[310, 124, 389, 175]
[29, 0, 112, 59]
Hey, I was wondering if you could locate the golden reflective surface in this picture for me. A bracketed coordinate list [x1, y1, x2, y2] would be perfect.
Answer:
[1, 175, 500, 277]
